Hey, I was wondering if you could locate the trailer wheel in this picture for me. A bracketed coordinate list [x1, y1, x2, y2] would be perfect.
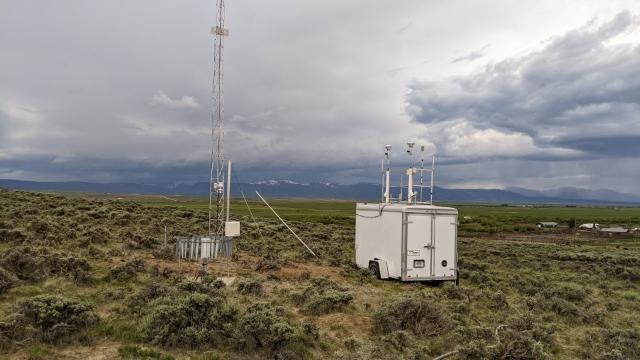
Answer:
[368, 261, 381, 279]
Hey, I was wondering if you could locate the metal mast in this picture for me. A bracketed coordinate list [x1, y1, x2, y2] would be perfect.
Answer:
[209, 0, 229, 239]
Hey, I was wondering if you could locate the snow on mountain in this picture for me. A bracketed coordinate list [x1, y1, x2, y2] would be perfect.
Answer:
[251, 179, 310, 186]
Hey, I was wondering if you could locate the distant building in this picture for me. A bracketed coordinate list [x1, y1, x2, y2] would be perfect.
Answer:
[599, 227, 628, 234]
[579, 223, 600, 230]
[537, 222, 558, 228]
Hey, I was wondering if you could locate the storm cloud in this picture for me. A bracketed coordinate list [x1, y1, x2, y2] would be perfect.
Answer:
[1, 1, 639, 193]
[407, 11, 640, 162]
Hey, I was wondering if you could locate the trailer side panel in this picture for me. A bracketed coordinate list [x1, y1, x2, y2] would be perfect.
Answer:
[355, 206, 403, 278]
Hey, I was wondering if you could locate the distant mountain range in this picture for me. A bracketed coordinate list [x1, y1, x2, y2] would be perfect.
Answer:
[1, 179, 639, 205]
[505, 187, 640, 204]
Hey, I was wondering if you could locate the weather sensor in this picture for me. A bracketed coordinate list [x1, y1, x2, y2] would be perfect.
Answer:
[355, 142, 458, 284]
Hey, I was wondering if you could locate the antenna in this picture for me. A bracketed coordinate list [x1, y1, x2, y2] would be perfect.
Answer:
[208, 0, 229, 239]
[430, 154, 435, 204]
[175, 0, 237, 264]
[406, 142, 415, 168]
[383, 145, 392, 203]
[420, 145, 424, 202]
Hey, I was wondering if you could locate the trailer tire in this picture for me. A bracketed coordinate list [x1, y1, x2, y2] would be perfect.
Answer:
[368, 261, 381, 279]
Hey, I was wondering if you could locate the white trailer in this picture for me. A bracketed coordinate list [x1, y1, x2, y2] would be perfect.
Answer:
[354, 143, 458, 283]
[356, 203, 458, 283]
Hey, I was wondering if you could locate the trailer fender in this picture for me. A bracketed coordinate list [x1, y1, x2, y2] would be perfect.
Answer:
[371, 259, 389, 279]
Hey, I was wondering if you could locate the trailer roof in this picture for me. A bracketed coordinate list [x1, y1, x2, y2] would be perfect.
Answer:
[356, 202, 458, 214]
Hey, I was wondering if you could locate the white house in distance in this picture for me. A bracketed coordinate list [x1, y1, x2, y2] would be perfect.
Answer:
[579, 223, 600, 230]
[537, 222, 558, 228]
[599, 227, 628, 234]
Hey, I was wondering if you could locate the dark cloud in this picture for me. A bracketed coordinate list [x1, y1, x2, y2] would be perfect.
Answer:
[407, 11, 640, 160]
[0, 154, 381, 185]
[0, 1, 638, 193]
[555, 136, 640, 157]
[0, 0, 432, 184]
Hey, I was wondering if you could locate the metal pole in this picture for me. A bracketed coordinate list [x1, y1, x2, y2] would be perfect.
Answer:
[255, 191, 317, 257]
[380, 159, 384, 203]
[420, 146, 424, 203]
[385, 170, 390, 204]
[241, 191, 266, 242]
[384, 145, 391, 203]
[226, 160, 231, 223]
[430, 155, 435, 204]
[407, 168, 414, 204]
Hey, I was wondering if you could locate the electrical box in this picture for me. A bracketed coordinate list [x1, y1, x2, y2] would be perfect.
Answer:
[225, 221, 241, 237]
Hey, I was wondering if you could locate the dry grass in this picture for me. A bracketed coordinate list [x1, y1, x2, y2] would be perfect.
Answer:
[0, 188, 638, 359]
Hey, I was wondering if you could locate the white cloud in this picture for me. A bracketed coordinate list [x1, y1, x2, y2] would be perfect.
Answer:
[149, 91, 200, 109]
[0, 1, 639, 192]
[407, 11, 640, 159]
[423, 119, 581, 160]
[2, 101, 41, 122]
[0, 101, 43, 144]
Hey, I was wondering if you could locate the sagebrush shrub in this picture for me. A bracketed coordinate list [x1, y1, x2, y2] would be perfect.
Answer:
[0, 247, 91, 283]
[490, 290, 509, 309]
[18, 295, 99, 344]
[128, 283, 170, 312]
[581, 328, 640, 360]
[546, 283, 589, 302]
[382, 330, 412, 350]
[28, 221, 49, 237]
[144, 293, 238, 347]
[177, 279, 223, 296]
[237, 278, 264, 296]
[0, 267, 17, 294]
[302, 321, 319, 340]
[305, 288, 353, 315]
[108, 258, 145, 281]
[255, 254, 287, 272]
[0, 314, 30, 350]
[456, 313, 555, 360]
[0, 247, 45, 281]
[239, 302, 297, 351]
[372, 296, 451, 336]
[493, 313, 555, 359]
[442, 283, 467, 300]
[44, 255, 92, 283]
[291, 277, 353, 315]
[0, 229, 26, 243]
[152, 246, 174, 260]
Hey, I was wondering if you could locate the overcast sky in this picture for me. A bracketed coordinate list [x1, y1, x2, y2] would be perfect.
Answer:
[1, 1, 639, 193]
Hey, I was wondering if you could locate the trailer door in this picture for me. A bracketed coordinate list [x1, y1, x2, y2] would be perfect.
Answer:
[404, 213, 432, 279]
[433, 215, 456, 278]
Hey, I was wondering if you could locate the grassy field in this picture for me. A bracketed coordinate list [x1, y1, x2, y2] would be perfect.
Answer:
[70, 192, 640, 220]
[67, 193, 357, 224]
[73, 193, 640, 233]
[0, 189, 639, 359]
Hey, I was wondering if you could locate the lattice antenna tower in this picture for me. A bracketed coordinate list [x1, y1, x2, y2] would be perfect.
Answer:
[208, 0, 229, 239]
